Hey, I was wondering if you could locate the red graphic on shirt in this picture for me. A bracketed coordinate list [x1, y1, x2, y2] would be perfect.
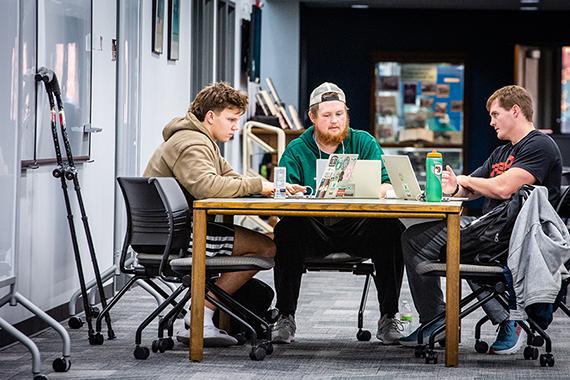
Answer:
[490, 155, 515, 177]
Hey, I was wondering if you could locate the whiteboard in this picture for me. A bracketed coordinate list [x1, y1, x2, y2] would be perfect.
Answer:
[0, 1, 19, 287]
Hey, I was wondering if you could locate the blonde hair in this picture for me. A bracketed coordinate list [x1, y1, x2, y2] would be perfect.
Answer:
[486, 85, 533, 121]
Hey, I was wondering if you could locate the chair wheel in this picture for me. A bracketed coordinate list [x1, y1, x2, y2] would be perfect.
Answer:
[249, 345, 266, 361]
[532, 335, 544, 347]
[540, 353, 554, 367]
[134, 346, 150, 360]
[165, 337, 174, 350]
[524, 346, 539, 360]
[356, 329, 371, 341]
[151, 340, 160, 353]
[414, 345, 426, 358]
[89, 306, 100, 318]
[89, 333, 104, 345]
[234, 332, 247, 345]
[474, 340, 488, 353]
[52, 357, 71, 372]
[425, 350, 438, 364]
[33, 374, 49, 380]
[158, 338, 172, 353]
[68, 316, 83, 329]
[262, 341, 274, 355]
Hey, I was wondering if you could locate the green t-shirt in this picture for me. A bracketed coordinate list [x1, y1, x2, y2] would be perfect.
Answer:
[278, 126, 390, 190]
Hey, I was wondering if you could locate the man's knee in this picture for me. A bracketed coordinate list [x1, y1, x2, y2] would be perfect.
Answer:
[233, 226, 276, 258]
[247, 231, 275, 258]
[274, 217, 308, 244]
[401, 224, 422, 258]
[262, 236, 276, 258]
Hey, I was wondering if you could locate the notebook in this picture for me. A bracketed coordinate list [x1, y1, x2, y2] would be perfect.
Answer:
[316, 158, 382, 199]
[382, 155, 424, 201]
[314, 154, 358, 198]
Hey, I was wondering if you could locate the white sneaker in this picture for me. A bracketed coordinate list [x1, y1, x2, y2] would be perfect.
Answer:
[376, 315, 404, 345]
[176, 325, 238, 347]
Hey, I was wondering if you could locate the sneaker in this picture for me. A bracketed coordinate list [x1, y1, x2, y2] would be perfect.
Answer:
[272, 314, 296, 344]
[376, 315, 404, 344]
[489, 320, 526, 355]
[399, 320, 445, 347]
[176, 325, 238, 347]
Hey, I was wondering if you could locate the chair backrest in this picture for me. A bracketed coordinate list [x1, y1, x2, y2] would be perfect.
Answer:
[556, 186, 570, 272]
[556, 186, 570, 220]
[117, 177, 191, 263]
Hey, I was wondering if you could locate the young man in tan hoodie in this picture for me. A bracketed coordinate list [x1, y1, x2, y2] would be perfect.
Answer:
[144, 82, 304, 346]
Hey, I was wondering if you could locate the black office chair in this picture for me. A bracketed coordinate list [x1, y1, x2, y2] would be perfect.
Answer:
[91, 177, 188, 344]
[414, 257, 552, 366]
[554, 186, 570, 319]
[556, 185, 570, 221]
[411, 185, 570, 366]
[304, 253, 375, 341]
[104, 177, 275, 360]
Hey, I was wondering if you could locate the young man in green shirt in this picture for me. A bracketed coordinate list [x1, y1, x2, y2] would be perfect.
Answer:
[272, 82, 405, 345]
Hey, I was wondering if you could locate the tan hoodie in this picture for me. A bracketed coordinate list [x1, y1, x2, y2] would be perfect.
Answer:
[143, 110, 262, 206]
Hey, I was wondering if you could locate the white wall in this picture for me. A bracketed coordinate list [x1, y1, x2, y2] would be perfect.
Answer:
[1, 0, 255, 325]
[138, 1, 191, 171]
[260, 0, 300, 109]
[1, 0, 117, 324]
[225, 0, 252, 172]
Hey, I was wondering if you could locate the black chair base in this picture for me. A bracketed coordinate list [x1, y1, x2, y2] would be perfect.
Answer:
[304, 253, 375, 341]
[415, 261, 555, 366]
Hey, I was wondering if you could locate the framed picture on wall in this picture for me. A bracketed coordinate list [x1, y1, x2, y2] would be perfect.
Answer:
[152, 0, 165, 54]
[168, 0, 180, 60]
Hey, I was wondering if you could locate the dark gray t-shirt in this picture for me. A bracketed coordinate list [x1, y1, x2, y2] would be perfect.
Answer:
[471, 130, 562, 214]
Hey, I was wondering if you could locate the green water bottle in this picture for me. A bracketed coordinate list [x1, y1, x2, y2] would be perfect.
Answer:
[425, 150, 443, 202]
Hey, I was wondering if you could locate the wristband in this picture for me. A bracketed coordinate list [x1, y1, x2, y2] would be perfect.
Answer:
[449, 183, 460, 197]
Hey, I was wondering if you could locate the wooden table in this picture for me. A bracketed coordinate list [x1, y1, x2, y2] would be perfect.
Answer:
[189, 198, 463, 366]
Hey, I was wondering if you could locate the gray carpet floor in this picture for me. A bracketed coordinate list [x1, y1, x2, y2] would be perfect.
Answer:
[1, 270, 569, 379]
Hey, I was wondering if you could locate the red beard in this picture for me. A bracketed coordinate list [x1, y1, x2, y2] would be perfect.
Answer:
[314, 120, 350, 145]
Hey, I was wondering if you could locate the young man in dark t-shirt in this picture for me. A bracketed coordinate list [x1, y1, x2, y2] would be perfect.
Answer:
[399, 85, 562, 355]
[470, 129, 561, 213]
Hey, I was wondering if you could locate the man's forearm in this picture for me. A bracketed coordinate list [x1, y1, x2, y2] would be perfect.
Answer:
[454, 182, 479, 199]
[459, 176, 508, 200]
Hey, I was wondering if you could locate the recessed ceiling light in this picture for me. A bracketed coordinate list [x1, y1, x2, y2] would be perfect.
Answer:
[520, 0, 539, 10]
[351, 4, 369, 9]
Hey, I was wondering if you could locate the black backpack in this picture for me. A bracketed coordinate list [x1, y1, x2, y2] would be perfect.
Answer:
[440, 185, 534, 264]
[213, 278, 274, 338]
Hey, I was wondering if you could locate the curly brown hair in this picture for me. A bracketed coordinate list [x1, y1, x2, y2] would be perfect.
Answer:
[190, 82, 248, 121]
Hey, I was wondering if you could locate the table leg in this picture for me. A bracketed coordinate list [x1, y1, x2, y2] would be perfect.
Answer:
[445, 213, 460, 367]
[190, 209, 207, 361]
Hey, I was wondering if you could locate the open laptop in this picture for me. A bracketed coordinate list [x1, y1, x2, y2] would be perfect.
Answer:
[314, 154, 358, 198]
[316, 158, 382, 198]
[382, 155, 424, 200]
